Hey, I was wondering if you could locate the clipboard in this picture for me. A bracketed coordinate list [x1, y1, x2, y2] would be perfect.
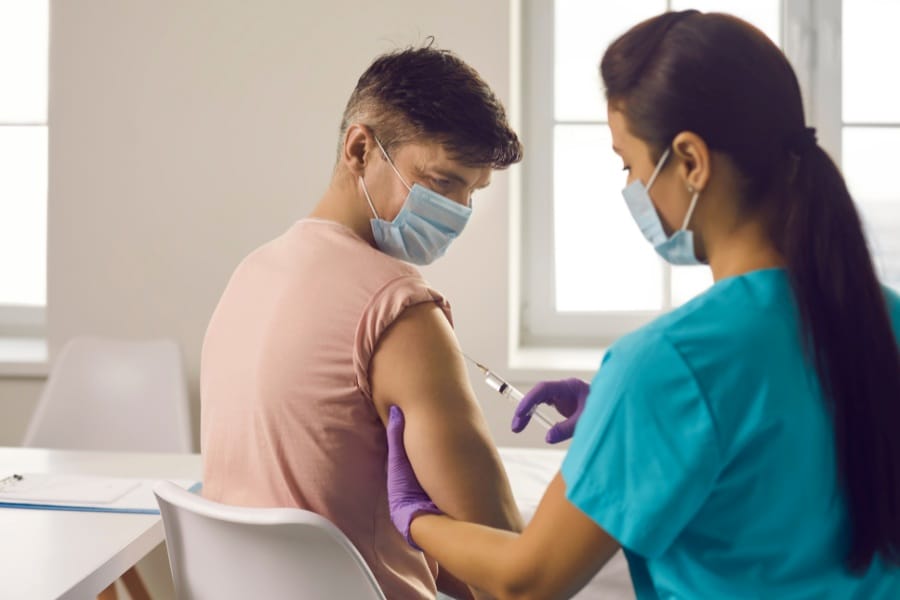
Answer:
[0, 473, 201, 514]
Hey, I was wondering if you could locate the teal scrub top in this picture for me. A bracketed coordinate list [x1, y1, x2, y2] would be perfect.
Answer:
[561, 268, 900, 599]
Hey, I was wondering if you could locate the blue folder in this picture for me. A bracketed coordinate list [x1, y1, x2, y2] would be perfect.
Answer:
[0, 481, 202, 514]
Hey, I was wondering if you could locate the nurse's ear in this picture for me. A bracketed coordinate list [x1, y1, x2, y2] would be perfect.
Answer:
[671, 131, 711, 194]
[342, 123, 374, 177]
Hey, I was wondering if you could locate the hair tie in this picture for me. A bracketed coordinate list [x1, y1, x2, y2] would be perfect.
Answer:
[787, 127, 818, 155]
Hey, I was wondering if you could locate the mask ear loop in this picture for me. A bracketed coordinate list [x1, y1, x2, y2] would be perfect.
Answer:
[680, 188, 701, 231]
[373, 137, 412, 192]
[359, 176, 380, 219]
[645, 147, 672, 191]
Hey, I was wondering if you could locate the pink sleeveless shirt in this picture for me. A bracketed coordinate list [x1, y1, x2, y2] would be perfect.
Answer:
[200, 219, 451, 598]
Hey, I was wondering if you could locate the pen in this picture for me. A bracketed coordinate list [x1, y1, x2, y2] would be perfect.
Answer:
[0, 473, 24, 490]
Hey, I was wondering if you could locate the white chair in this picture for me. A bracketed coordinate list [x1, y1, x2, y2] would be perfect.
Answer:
[23, 336, 192, 452]
[153, 481, 387, 600]
[24, 336, 191, 600]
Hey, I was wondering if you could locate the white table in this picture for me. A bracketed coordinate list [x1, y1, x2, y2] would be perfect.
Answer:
[0, 447, 201, 600]
[0, 447, 632, 600]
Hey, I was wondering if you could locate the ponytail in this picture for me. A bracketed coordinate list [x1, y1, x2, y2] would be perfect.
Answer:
[784, 139, 900, 571]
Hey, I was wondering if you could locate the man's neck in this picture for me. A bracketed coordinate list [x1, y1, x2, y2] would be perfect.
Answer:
[309, 175, 376, 246]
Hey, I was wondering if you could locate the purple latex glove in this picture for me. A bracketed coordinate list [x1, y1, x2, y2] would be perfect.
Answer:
[386, 405, 442, 551]
[511, 378, 590, 444]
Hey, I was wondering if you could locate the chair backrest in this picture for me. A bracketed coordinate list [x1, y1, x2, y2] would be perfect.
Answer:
[23, 336, 192, 452]
[153, 481, 386, 600]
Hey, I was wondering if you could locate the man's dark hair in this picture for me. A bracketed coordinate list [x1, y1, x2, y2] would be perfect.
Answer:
[339, 41, 523, 169]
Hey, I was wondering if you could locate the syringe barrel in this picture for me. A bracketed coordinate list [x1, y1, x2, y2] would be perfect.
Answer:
[486, 372, 525, 402]
[484, 372, 555, 430]
[504, 384, 524, 402]
[484, 372, 508, 395]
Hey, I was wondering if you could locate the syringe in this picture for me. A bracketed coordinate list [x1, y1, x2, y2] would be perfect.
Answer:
[463, 354, 556, 430]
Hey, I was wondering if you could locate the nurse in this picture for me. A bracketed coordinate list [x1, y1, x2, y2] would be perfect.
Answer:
[385, 10, 900, 599]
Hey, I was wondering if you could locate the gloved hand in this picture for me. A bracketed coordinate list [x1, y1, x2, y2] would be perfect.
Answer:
[511, 378, 590, 444]
[386, 406, 442, 550]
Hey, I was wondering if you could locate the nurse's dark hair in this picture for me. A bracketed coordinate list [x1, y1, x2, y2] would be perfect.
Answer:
[338, 40, 522, 169]
[602, 11, 900, 571]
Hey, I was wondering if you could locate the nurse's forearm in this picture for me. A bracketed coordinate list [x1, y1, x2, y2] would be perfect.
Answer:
[412, 514, 535, 599]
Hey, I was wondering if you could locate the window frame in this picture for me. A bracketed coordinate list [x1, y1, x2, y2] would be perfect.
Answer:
[518, 0, 842, 349]
[0, 304, 44, 337]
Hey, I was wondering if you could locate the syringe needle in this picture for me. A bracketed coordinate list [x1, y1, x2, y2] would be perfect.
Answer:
[461, 352, 488, 375]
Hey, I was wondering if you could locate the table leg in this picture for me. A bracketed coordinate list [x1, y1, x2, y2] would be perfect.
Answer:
[97, 583, 118, 600]
[122, 566, 152, 600]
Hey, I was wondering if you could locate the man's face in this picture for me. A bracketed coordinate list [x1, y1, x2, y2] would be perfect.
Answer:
[368, 139, 492, 220]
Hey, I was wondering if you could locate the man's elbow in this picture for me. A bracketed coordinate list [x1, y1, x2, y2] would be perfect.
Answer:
[496, 580, 547, 600]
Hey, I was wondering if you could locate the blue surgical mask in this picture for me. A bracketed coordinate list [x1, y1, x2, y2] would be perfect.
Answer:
[360, 138, 472, 265]
[622, 147, 703, 266]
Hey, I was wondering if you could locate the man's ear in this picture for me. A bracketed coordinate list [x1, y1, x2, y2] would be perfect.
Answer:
[343, 124, 373, 177]
[671, 131, 711, 193]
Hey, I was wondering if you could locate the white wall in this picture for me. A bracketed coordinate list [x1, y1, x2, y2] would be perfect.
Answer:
[0, 0, 569, 448]
[0, 378, 42, 444]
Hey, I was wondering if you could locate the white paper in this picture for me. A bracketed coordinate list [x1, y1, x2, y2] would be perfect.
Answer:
[0, 474, 198, 511]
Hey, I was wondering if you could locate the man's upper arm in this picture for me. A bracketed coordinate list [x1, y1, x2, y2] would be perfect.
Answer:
[370, 302, 522, 532]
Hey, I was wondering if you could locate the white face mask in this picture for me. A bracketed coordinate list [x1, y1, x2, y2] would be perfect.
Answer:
[359, 138, 472, 265]
[621, 147, 703, 266]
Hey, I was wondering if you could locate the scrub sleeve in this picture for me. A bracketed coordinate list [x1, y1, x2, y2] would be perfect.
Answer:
[560, 334, 723, 558]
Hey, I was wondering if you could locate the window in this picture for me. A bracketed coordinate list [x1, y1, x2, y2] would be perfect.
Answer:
[0, 1, 48, 336]
[841, 0, 900, 289]
[520, 0, 900, 349]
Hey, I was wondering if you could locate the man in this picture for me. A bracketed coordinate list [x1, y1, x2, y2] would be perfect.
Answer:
[201, 43, 523, 599]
